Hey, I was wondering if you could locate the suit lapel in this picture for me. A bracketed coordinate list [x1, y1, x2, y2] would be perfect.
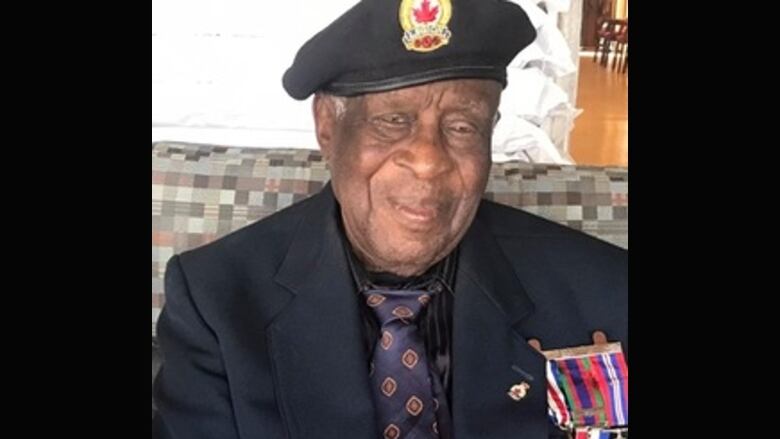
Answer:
[268, 185, 378, 438]
[451, 212, 552, 438]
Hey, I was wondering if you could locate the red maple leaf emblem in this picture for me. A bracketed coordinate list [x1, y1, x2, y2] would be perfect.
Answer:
[413, 0, 439, 23]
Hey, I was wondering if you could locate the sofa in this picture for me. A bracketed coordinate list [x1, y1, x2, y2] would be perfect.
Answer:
[151, 141, 628, 418]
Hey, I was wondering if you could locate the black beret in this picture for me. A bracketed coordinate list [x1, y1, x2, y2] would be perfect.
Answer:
[282, 0, 537, 100]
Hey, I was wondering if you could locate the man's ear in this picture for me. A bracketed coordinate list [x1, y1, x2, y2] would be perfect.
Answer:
[313, 94, 337, 161]
[493, 110, 501, 129]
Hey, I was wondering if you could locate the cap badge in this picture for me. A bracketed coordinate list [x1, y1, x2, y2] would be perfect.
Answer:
[399, 0, 452, 53]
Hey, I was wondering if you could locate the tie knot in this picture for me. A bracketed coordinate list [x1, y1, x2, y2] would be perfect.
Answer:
[363, 289, 433, 326]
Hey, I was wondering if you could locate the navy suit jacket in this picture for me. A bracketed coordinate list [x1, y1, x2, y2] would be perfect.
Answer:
[153, 184, 627, 439]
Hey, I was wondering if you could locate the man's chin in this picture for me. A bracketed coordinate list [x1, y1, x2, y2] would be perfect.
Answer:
[371, 240, 447, 273]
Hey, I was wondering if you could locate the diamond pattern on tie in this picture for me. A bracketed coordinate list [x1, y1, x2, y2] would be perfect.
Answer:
[406, 396, 424, 416]
[402, 349, 419, 369]
[381, 331, 394, 350]
[392, 305, 414, 321]
[363, 288, 441, 438]
[384, 424, 400, 439]
[367, 293, 386, 307]
[381, 377, 398, 397]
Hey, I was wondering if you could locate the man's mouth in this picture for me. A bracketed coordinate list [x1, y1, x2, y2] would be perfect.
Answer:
[389, 198, 443, 231]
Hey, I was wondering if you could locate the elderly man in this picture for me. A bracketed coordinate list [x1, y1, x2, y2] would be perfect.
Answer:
[152, 0, 628, 438]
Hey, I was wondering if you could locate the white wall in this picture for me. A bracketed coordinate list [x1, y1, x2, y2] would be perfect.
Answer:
[152, 0, 359, 147]
[152, 0, 577, 164]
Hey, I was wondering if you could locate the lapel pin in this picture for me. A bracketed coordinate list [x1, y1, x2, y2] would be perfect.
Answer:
[507, 382, 531, 401]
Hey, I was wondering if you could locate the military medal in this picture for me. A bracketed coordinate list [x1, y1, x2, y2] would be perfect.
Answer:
[532, 332, 628, 436]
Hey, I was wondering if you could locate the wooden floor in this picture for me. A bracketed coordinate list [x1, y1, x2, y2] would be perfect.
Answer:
[569, 54, 628, 167]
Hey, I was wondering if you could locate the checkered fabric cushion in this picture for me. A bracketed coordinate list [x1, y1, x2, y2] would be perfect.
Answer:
[152, 142, 627, 335]
[483, 161, 628, 249]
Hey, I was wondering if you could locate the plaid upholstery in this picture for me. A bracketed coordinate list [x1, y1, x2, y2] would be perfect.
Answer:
[152, 142, 628, 335]
[484, 162, 628, 250]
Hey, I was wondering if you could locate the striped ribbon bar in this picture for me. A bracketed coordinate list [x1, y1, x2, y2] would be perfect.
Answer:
[543, 342, 628, 430]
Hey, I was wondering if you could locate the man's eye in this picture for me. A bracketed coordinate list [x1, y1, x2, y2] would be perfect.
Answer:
[368, 113, 413, 141]
[447, 121, 478, 135]
[377, 114, 410, 125]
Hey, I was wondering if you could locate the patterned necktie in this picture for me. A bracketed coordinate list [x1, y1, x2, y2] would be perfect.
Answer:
[363, 288, 449, 439]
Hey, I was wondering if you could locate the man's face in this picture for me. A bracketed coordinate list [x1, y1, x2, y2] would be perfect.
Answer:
[315, 79, 501, 276]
